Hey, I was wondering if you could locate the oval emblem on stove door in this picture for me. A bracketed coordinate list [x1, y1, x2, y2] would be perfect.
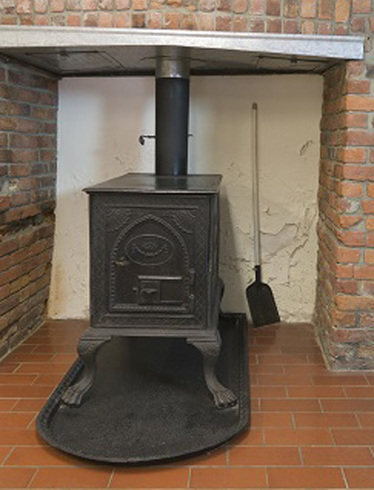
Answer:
[125, 234, 175, 265]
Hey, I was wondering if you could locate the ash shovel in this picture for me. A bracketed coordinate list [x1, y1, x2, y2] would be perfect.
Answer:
[246, 103, 280, 327]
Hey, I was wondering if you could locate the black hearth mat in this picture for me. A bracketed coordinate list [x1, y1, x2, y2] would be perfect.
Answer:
[37, 313, 249, 464]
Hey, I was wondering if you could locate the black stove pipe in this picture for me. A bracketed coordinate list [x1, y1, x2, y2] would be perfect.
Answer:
[155, 48, 190, 177]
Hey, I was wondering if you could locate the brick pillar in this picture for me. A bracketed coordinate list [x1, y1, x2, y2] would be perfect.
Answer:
[0, 59, 58, 358]
[315, 58, 374, 369]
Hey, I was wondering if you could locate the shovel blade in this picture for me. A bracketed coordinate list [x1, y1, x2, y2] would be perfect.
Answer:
[246, 281, 280, 327]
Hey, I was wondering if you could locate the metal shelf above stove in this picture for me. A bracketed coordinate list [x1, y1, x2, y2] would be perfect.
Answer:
[0, 26, 364, 77]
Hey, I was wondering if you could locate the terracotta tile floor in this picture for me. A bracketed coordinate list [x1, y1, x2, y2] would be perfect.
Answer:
[1, 319, 374, 489]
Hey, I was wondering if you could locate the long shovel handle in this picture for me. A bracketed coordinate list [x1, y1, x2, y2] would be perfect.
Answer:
[252, 103, 261, 269]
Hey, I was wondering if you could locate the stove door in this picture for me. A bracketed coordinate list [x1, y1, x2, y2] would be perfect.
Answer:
[109, 213, 193, 314]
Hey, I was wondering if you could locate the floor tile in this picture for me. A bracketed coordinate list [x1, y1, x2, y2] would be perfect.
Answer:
[264, 428, 334, 445]
[5, 446, 88, 467]
[267, 467, 345, 488]
[249, 412, 293, 427]
[261, 398, 321, 412]
[0, 412, 35, 429]
[0, 468, 35, 488]
[344, 468, 374, 488]
[0, 447, 11, 465]
[287, 386, 346, 398]
[30, 467, 112, 488]
[302, 446, 374, 466]
[111, 468, 189, 488]
[1, 320, 372, 490]
[0, 429, 43, 446]
[190, 467, 267, 488]
[321, 399, 374, 412]
[357, 413, 374, 427]
[332, 429, 374, 445]
[229, 446, 301, 465]
[294, 412, 359, 428]
[11, 399, 46, 411]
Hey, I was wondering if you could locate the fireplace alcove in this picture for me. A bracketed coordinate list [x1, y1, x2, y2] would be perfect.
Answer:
[0, 26, 365, 463]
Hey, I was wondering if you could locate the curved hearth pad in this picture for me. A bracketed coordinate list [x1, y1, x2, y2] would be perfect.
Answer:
[37, 313, 249, 464]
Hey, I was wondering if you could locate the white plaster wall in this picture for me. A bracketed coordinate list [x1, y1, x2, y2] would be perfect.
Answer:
[49, 75, 323, 322]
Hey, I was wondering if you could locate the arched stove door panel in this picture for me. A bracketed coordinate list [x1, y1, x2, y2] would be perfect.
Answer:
[109, 215, 193, 314]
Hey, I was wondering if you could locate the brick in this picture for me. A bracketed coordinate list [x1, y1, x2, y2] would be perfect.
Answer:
[34, 0, 48, 12]
[250, 0, 266, 14]
[336, 279, 358, 294]
[342, 131, 374, 147]
[332, 310, 356, 327]
[335, 247, 361, 263]
[67, 14, 81, 25]
[338, 214, 363, 229]
[284, 0, 299, 17]
[364, 250, 374, 263]
[336, 264, 353, 278]
[301, 0, 316, 17]
[200, 0, 215, 11]
[345, 95, 374, 111]
[344, 113, 368, 129]
[317, 21, 332, 34]
[318, 0, 333, 19]
[250, 18, 265, 31]
[354, 265, 374, 279]
[368, 184, 374, 198]
[284, 20, 299, 33]
[266, 0, 280, 15]
[335, 295, 374, 311]
[215, 14, 231, 31]
[82, 0, 96, 8]
[346, 80, 371, 95]
[335, 0, 350, 22]
[132, 0, 146, 8]
[362, 281, 374, 295]
[363, 200, 374, 214]
[367, 217, 374, 230]
[337, 148, 367, 163]
[147, 11, 162, 29]
[337, 230, 365, 247]
[98, 0, 113, 7]
[341, 165, 374, 181]
[336, 182, 363, 198]
[351, 17, 366, 33]
[233, 0, 247, 13]
[267, 18, 282, 32]
[301, 20, 315, 34]
[115, 0, 130, 8]
[353, 0, 371, 13]
[35, 15, 48, 25]
[233, 16, 247, 31]
[51, 0, 66, 11]
[131, 12, 145, 27]
[217, 0, 231, 11]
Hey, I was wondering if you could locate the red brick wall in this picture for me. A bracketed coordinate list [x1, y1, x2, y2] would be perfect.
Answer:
[0, 1, 373, 369]
[0, 59, 57, 358]
[0, 0, 371, 33]
[315, 58, 374, 369]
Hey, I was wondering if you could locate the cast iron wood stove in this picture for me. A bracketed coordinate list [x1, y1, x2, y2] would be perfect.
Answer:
[61, 48, 237, 410]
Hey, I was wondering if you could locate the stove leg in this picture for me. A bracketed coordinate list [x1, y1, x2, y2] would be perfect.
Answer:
[61, 333, 111, 407]
[188, 332, 237, 409]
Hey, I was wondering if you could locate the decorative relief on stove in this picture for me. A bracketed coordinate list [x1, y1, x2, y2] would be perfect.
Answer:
[105, 208, 132, 233]
[109, 213, 192, 314]
[170, 210, 197, 235]
[125, 234, 174, 266]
